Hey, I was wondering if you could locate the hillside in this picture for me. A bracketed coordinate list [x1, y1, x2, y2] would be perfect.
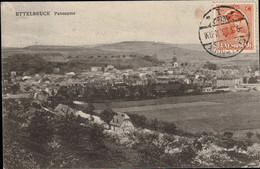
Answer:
[2, 41, 258, 66]
[2, 43, 163, 73]
[23, 45, 84, 50]
[94, 41, 259, 63]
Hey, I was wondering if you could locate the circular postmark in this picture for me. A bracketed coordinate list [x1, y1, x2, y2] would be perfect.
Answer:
[198, 5, 250, 58]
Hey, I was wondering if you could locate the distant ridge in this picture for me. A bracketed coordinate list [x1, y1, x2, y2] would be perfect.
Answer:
[23, 45, 81, 50]
[3, 41, 258, 62]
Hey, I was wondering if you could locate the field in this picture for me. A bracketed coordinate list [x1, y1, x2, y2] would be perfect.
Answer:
[94, 91, 260, 140]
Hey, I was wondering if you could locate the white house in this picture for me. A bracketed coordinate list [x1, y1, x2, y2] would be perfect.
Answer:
[91, 66, 102, 72]
[66, 72, 76, 76]
[22, 76, 32, 81]
[184, 78, 191, 84]
[201, 86, 214, 93]
[110, 112, 134, 133]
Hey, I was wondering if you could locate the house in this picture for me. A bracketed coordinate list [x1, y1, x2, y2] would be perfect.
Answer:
[75, 111, 92, 120]
[22, 76, 32, 81]
[114, 82, 128, 89]
[201, 86, 214, 93]
[110, 112, 134, 133]
[104, 65, 115, 72]
[172, 62, 178, 68]
[66, 72, 76, 76]
[91, 66, 102, 72]
[167, 70, 174, 75]
[53, 68, 60, 74]
[54, 104, 75, 115]
[216, 77, 242, 87]
[156, 75, 170, 84]
[11, 71, 17, 78]
[34, 90, 49, 102]
[184, 78, 191, 84]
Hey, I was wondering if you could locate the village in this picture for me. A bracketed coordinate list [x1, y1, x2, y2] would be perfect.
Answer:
[3, 55, 260, 102]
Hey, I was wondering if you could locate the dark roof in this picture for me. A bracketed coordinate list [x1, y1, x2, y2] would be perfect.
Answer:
[110, 112, 131, 127]
[54, 104, 75, 115]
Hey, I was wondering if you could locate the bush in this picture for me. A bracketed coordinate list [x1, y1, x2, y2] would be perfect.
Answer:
[203, 61, 218, 70]
[127, 113, 147, 128]
[126, 113, 178, 135]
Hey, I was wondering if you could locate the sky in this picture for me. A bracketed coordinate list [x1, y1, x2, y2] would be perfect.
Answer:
[1, 1, 212, 47]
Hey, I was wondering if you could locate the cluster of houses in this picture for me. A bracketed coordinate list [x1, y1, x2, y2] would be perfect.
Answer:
[39, 102, 135, 134]
[3, 56, 260, 100]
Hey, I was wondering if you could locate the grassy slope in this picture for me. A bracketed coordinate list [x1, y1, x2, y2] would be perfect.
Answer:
[93, 91, 260, 140]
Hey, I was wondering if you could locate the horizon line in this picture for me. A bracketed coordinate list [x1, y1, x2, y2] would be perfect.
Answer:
[2, 40, 201, 48]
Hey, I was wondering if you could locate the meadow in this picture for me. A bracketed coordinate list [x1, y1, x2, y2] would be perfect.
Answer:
[94, 91, 260, 140]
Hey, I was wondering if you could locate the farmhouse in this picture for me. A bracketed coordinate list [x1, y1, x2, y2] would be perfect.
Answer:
[54, 104, 75, 116]
[110, 112, 134, 133]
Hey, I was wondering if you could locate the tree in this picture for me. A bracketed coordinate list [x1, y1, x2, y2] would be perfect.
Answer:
[127, 113, 147, 128]
[246, 131, 254, 145]
[203, 61, 218, 70]
[148, 119, 160, 131]
[248, 77, 257, 84]
[178, 145, 196, 165]
[4, 140, 40, 169]
[3, 100, 41, 169]
[52, 114, 108, 167]
[256, 132, 260, 141]
[86, 103, 95, 115]
[99, 109, 117, 124]
[133, 132, 166, 167]
[160, 121, 177, 134]
[27, 111, 53, 145]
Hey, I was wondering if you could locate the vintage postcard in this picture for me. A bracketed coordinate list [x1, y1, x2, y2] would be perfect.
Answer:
[2, 1, 259, 168]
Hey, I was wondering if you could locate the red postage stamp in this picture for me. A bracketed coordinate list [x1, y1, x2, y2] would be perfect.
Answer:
[215, 3, 254, 51]
[198, 2, 256, 58]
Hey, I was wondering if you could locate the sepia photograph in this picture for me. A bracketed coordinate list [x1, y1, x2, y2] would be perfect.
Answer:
[2, 1, 260, 168]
